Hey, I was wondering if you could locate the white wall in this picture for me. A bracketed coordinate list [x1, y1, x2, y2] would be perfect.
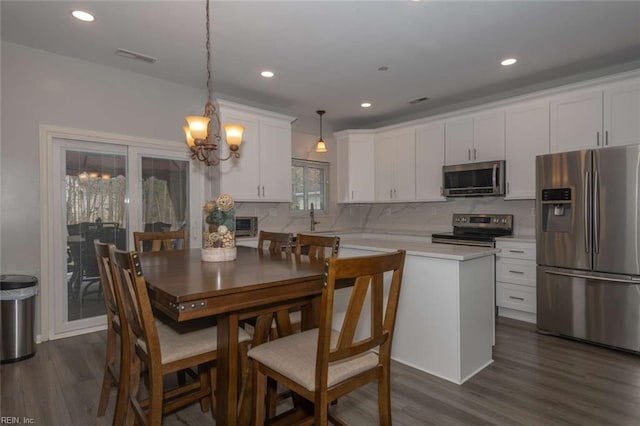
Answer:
[0, 41, 208, 276]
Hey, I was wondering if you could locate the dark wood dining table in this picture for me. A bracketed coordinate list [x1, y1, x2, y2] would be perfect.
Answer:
[138, 246, 326, 426]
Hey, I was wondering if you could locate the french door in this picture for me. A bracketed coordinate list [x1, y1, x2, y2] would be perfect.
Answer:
[48, 135, 201, 338]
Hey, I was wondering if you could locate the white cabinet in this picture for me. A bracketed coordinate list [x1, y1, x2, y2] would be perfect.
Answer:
[445, 110, 505, 164]
[374, 128, 416, 201]
[550, 79, 640, 152]
[415, 121, 446, 201]
[505, 100, 550, 199]
[603, 80, 640, 147]
[219, 101, 295, 202]
[495, 239, 536, 324]
[335, 130, 375, 203]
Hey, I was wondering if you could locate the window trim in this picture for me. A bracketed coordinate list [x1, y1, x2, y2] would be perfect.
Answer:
[291, 158, 329, 215]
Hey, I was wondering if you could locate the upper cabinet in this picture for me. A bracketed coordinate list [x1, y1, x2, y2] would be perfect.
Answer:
[505, 100, 550, 199]
[415, 121, 446, 201]
[335, 130, 375, 203]
[374, 128, 416, 202]
[445, 109, 505, 164]
[550, 78, 640, 153]
[219, 101, 295, 202]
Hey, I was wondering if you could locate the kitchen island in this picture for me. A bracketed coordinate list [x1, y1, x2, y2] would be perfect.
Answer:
[337, 236, 498, 385]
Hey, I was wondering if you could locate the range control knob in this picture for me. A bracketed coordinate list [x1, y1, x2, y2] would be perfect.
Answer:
[493, 218, 499, 224]
[501, 218, 507, 224]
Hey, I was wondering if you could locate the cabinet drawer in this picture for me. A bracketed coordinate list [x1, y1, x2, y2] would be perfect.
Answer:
[496, 282, 536, 313]
[496, 258, 536, 287]
[496, 241, 536, 260]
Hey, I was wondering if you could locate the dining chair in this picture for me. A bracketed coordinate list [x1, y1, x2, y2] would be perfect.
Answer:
[133, 229, 187, 252]
[257, 230, 293, 255]
[294, 234, 340, 261]
[249, 249, 407, 426]
[109, 247, 252, 425]
[94, 241, 124, 420]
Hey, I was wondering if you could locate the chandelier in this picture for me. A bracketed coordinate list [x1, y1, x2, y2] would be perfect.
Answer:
[184, 0, 243, 166]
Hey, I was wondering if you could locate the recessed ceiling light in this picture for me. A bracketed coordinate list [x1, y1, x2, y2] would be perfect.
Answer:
[260, 71, 275, 78]
[361, 102, 372, 108]
[71, 10, 95, 22]
[501, 58, 517, 66]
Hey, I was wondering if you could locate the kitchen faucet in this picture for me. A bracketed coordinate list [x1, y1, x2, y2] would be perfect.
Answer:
[310, 202, 320, 231]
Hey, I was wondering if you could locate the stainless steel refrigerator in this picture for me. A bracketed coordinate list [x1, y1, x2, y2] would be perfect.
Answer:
[536, 144, 640, 353]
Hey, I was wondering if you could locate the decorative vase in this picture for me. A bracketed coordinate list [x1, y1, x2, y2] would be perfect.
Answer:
[202, 194, 236, 262]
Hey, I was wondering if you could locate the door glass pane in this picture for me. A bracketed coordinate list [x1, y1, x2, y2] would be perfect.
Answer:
[65, 150, 126, 322]
[141, 157, 189, 244]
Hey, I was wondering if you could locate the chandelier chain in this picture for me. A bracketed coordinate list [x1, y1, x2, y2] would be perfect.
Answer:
[205, 0, 212, 103]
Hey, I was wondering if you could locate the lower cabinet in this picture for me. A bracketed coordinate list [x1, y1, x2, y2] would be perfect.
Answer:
[495, 239, 537, 323]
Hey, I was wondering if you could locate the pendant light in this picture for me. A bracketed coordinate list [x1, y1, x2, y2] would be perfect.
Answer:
[315, 110, 328, 153]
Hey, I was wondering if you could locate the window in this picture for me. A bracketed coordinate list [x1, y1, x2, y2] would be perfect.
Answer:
[291, 159, 329, 213]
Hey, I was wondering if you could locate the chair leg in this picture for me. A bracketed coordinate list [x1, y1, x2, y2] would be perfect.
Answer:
[252, 361, 266, 426]
[97, 327, 117, 416]
[147, 365, 164, 426]
[314, 392, 329, 426]
[378, 366, 392, 426]
[209, 365, 217, 417]
[198, 365, 211, 412]
[266, 377, 279, 419]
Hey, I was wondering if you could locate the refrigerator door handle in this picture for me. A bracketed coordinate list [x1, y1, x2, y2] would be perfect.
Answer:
[584, 171, 590, 254]
[544, 269, 637, 284]
[594, 170, 600, 254]
[492, 163, 498, 193]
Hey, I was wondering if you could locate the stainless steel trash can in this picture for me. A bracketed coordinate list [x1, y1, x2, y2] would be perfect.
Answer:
[1, 274, 38, 363]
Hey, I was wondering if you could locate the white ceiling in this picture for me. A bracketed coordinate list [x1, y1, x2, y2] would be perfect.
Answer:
[2, 1, 640, 132]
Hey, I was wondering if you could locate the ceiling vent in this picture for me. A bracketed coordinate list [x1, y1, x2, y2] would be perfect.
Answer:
[115, 48, 157, 64]
[408, 96, 430, 105]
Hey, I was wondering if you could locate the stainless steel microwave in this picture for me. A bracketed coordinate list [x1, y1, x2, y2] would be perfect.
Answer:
[442, 160, 506, 197]
[235, 216, 258, 237]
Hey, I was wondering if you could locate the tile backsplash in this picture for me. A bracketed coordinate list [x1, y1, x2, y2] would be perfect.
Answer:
[235, 197, 535, 236]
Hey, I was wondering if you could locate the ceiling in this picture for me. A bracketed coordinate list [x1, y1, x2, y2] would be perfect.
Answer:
[2, 1, 640, 132]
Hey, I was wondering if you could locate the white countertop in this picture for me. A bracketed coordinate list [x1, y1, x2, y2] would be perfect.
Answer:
[340, 237, 499, 261]
[495, 234, 536, 243]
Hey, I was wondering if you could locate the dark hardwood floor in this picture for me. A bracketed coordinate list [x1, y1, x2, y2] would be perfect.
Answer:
[1, 317, 639, 425]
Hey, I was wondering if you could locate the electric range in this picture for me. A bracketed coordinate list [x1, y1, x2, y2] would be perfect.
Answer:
[431, 214, 513, 248]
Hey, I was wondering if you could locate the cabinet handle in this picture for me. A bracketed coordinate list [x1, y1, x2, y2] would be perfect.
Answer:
[390, 189, 393, 199]
[257, 185, 260, 197]
[473, 148, 477, 160]
[393, 189, 397, 197]
[508, 250, 525, 253]
[508, 270, 525, 274]
[468, 148, 471, 160]
[596, 131, 600, 146]
[351, 190, 354, 200]
[605, 130, 609, 146]
[509, 296, 525, 301]
[262, 186, 265, 197]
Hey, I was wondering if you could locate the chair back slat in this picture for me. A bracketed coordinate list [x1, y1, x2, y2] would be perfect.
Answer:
[94, 241, 118, 316]
[133, 230, 187, 253]
[295, 234, 340, 261]
[317, 250, 406, 382]
[258, 231, 292, 255]
[110, 249, 161, 365]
